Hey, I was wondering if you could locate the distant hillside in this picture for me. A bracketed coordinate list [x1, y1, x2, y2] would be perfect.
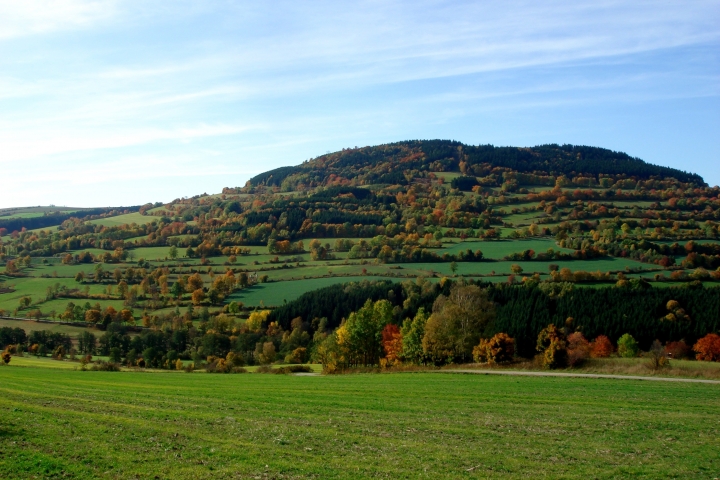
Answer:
[247, 140, 704, 189]
[0, 206, 143, 234]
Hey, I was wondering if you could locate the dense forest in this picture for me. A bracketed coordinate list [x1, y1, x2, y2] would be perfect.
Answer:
[247, 141, 705, 189]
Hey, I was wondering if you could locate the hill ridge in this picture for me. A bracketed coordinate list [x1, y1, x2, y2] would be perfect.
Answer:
[248, 140, 704, 189]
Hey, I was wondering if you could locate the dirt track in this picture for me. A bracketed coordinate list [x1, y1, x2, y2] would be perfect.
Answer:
[441, 369, 720, 384]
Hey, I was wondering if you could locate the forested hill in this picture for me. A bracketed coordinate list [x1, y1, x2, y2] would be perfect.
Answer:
[247, 140, 704, 189]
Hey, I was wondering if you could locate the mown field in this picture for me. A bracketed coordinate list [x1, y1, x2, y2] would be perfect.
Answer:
[0, 366, 718, 479]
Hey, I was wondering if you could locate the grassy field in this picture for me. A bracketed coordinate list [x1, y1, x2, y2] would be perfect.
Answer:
[0, 275, 113, 313]
[0, 318, 97, 337]
[87, 212, 155, 227]
[0, 367, 718, 478]
[4, 355, 81, 369]
[227, 275, 382, 306]
[439, 239, 572, 258]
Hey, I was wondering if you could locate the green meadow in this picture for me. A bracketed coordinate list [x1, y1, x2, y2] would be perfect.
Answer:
[227, 275, 381, 306]
[87, 212, 155, 227]
[0, 366, 717, 479]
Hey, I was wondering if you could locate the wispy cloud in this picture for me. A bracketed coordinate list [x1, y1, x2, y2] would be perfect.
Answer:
[0, 0, 717, 207]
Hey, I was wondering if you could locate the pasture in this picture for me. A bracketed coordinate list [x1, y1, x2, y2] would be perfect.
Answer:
[438, 238, 572, 258]
[0, 318, 96, 338]
[227, 275, 381, 306]
[87, 212, 156, 227]
[0, 367, 717, 478]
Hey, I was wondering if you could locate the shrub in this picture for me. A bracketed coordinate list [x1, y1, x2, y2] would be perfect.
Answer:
[1, 351, 10, 365]
[207, 358, 228, 373]
[283, 347, 307, 364]
[617, 334, 639, 358]
[90, 361, 121, 371]
[567, 332, 590, 367]
[472, 333, 515, 365]
[284, 365, 312, 373]
[536, 324, 567, 369]
[664, 340, 690, 360]
[693, 333, 720, 362]
[590, 335, 613, 358]
[226, 351, 245, 367]
[206, 357, 248, 373]
[256, 365, 313, 374]
[53, 345, 66, 360]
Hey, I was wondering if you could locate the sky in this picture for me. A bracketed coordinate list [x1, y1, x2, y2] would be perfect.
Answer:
[0, 0, 718, 208]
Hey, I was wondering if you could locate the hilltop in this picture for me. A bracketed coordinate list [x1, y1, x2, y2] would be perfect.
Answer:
[245, 140, 705, 190]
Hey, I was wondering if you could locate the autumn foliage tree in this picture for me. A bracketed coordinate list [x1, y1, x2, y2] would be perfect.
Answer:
[472, 332, 514, 364]
[187, 273, 204, 292]
[191, 289, 206, 305]
[536, 324, 567, 369]
[381, 324, 403, 367]
[590, 335, 614, 358]
[693, 333, 720, 361]
[664, 340, 690, 359]
[566, 332, 590, 366]
[84, 309, 102, 324]
[422, 284, 496, 363]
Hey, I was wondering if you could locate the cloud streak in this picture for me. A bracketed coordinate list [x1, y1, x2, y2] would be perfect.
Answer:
[0, 0, 717, 207]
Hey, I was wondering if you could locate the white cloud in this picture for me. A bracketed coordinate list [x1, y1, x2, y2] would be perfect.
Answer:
[0, 0, 119, 38]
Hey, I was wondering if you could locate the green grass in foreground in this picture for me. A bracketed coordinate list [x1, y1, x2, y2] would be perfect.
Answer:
[0, 368, 718, 479]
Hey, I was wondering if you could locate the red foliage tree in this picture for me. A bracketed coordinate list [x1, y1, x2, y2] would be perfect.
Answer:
[664, 340, 690, 359]
[567, 332, 590, 366]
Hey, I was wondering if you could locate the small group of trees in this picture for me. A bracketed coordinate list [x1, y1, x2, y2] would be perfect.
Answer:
[316, 283, 498, 371]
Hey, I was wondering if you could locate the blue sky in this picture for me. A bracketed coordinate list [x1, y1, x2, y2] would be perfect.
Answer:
[1, 0, 718, 208]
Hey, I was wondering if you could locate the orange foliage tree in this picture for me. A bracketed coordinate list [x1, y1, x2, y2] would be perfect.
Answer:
[381, 324, 403, 367]
[472, 333, 515, 365]
[590, 335, 614, 358]
[693, 333, 720, 361]
[191, 289, 206, 305]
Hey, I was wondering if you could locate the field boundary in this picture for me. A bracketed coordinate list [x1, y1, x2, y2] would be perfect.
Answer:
[440, 369, 720, 384]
